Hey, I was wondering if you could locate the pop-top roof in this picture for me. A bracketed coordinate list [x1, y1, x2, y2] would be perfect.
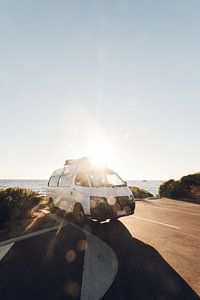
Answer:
[64, 157, 89, 165]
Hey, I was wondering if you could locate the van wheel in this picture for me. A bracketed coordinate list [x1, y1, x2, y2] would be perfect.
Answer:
[73, 203, 85, 226]
[49, 198, 56, 214]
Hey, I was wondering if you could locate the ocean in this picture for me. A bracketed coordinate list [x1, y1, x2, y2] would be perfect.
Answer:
[0, 179, 163, 196]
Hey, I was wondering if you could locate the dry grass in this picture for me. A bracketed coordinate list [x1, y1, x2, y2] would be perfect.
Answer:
[0, 197, 58, 242]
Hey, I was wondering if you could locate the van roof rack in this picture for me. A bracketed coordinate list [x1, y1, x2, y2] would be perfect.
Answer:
[64, 157, 89, 165]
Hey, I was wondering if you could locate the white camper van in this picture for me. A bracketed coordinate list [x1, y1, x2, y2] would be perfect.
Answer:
[46, 158, 135, 225]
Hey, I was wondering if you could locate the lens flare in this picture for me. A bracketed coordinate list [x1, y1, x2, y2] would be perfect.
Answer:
[86, 137, 116, 168]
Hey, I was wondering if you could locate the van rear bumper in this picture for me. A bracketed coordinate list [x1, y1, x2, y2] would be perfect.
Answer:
[90, 201, 135, 221]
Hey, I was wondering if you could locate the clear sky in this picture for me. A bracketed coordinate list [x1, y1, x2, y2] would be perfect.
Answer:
[0, 0, 200, 180]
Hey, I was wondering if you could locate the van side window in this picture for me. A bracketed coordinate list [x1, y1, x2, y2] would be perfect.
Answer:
[48, 176, 59, 187]
[58, 175, 72, 187]
[75, 172, 89, 187]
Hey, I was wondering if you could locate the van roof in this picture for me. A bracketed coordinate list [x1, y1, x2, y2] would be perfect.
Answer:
[65, 157, 89, 165]
[51, 158, 90, 177]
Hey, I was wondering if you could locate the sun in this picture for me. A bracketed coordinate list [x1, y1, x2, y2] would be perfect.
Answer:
[85, 137, 116, 168]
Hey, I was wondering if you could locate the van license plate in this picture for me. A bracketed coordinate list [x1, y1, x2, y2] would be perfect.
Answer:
[117, 210, 126, 216]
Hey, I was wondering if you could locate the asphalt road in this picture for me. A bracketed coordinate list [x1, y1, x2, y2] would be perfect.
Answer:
[0, 198, 199, 299]
[122, 198, 200, 295]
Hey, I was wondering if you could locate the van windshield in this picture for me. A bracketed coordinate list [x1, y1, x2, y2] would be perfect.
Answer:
[89, 169, 126, 187]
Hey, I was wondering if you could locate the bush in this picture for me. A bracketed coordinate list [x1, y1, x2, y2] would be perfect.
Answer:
[180, 173, 200, 187]
[0, 188, 42, 224]
[159, 180, 182, 198]
[129, 186, 153, 199]
[159, 173, 200, 199]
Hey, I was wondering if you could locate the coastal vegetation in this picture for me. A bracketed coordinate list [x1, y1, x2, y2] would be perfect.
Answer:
[0, 188, 44, 225]
[159, 173, 200, 200]
[129, 186, 153, 199]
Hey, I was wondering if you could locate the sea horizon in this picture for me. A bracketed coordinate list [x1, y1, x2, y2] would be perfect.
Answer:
[0, 179, 164, 196]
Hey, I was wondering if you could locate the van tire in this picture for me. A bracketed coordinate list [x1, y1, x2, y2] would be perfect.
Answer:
[49, 198, 56, 214]
[73, 203, 85, 226]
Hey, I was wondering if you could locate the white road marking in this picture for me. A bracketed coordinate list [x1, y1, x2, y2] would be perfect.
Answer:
[134, 216, 181, 229]
[49, 214, 118, 300]
[81, 233, 118, 300]
[0, 243, 14, 261]
[0, 225, 60, 247]
[142, 204, 200, 216]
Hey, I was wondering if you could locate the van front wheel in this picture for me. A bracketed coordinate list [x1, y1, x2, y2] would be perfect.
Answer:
[73, 203, 85, 226]
[49, 198, 56, 214]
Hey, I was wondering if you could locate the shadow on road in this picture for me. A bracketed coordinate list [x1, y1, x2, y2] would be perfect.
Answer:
[0, 215, 199, 300]
[90, 220, 199, 300]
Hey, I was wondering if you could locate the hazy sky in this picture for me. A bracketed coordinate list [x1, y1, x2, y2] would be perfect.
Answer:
[0, 0, 200, 180]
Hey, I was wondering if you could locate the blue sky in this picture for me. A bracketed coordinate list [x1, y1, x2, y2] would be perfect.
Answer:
[0, 0, 200, 179]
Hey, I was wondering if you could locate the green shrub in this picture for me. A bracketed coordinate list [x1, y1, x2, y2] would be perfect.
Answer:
[159, 180, 182, 198]
[159, 173, 200, 199]
[0, 188, 42, 224]
[129, 186, 153, 198]
[180, 173, 200, 187]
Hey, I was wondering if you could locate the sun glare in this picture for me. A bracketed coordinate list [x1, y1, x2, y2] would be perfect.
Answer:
[86, 138, 116, 168]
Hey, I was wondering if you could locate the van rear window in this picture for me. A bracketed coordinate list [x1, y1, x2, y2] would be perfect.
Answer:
[48, 176, 59, 187]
